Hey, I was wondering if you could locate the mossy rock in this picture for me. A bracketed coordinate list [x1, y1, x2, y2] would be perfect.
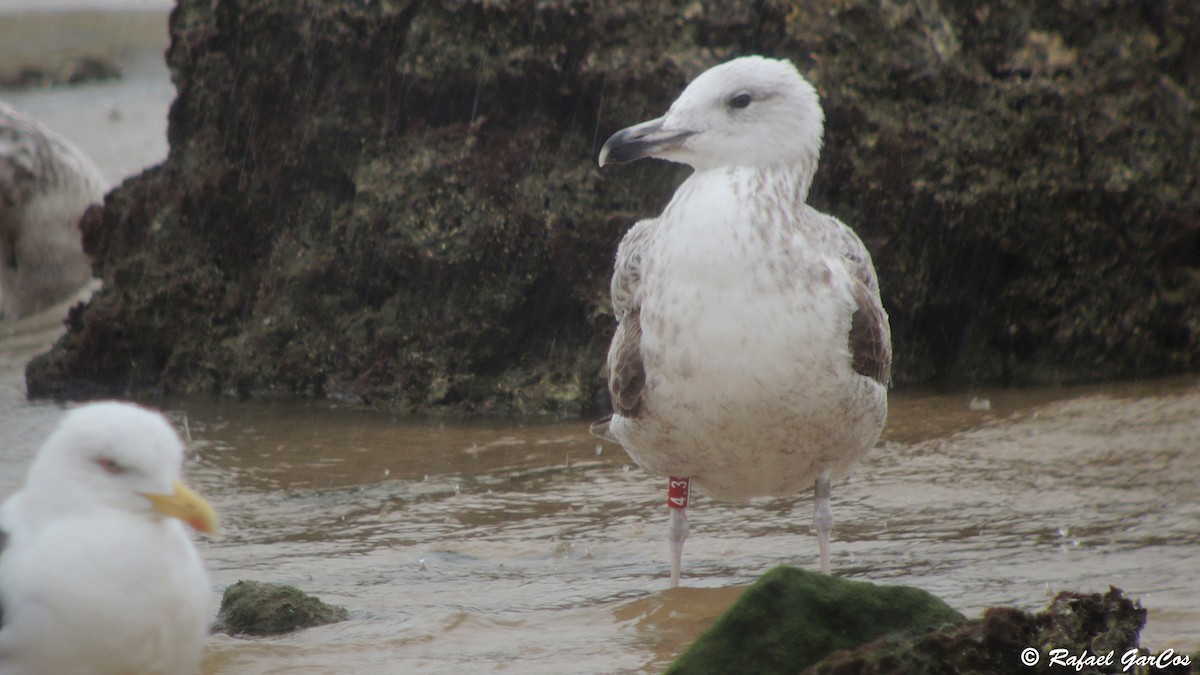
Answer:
[24, 0, 1200, 409]
[665, 565, 965, 674]
[809, 587, 1175, 675]
[669, 571, 1177, 675]
[214, 580, 349, 636]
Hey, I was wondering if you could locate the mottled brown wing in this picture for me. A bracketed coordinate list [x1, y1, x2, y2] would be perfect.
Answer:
[830, 215, 891, 386]
[1, 103, 57, 212]
[0, 102, 105, 251]
[608, 309, 645, 417]
[605, 219, 654, 418]
[850, 280, 891, 385]
[0, 106, 38, 251]
[610, 219, 653, 322]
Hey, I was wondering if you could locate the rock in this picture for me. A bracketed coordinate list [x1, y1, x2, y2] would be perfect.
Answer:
[0, 56, 121, 89]
[667, 568, 1189, 675]
[664, 565, 965, 674]
[25, 0, 1200, 410]
[213, 580, 349, 636]
[808, 586, 1190, 675]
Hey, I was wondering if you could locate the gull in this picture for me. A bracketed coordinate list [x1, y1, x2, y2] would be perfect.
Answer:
[594, 56, 891, 587]
[0, 402, 218, 674]
[0, 100, 106, 320]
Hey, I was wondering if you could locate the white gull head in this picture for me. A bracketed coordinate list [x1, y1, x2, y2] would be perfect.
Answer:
[598, 56, 824, 173]
[0, 401, 218, 674]
[13, 402, 218, 535]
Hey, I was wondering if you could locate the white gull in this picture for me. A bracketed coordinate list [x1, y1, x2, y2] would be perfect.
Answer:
[594, 56, 891, 587]
[0, 100, 106, 320]
[0, 402, 218, 674]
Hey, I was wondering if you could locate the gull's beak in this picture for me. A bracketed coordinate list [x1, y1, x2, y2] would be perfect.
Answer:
[598, 117, 695, 167]
[143, 479, 219, 535]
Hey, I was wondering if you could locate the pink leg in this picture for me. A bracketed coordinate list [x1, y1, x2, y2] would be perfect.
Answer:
[814, 472, 833, 573]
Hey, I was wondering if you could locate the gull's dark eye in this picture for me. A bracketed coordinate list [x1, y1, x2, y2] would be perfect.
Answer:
[728, 93, 753, 110]
[95, 456, 125, 475]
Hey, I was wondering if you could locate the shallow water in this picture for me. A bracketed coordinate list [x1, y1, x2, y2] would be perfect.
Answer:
[4, 312, 1199, 673]
[0, 2, 172, 187]
[2, 5, 1198, 673]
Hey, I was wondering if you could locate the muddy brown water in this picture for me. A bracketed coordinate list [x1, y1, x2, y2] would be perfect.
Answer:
[4, 304, 1199, 673]
[2, 4, 1198, 672]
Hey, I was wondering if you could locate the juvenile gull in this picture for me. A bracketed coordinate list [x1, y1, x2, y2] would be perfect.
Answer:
[0, 100, 106, 320]
[0, 402, 218, 674]
[594, 56, 891, 587]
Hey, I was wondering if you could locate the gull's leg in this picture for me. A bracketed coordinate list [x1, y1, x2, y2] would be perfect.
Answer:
[814, 472, 833, 574]
[667, 476, 691, 588]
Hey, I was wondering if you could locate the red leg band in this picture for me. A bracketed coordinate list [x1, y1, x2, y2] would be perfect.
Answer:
[667, 476, 691, 509]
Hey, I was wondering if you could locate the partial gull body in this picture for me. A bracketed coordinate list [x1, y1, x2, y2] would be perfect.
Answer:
[595, 56, 891, 587]
[0, 100, 106, 320]
[0, 402, 218, 675]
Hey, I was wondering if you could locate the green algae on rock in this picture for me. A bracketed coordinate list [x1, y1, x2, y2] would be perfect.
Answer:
[664, 565, 965, 674]
[667, 568, 1186, 675]
[214, 580, 349, 636]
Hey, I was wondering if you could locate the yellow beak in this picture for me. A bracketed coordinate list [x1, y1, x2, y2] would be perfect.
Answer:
[143, 479, 219, 535]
